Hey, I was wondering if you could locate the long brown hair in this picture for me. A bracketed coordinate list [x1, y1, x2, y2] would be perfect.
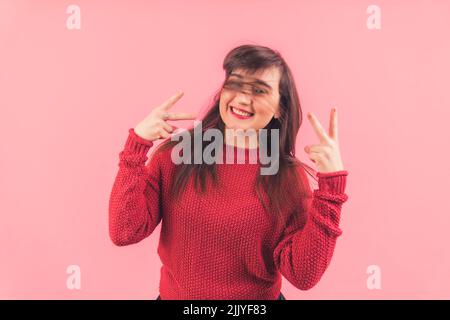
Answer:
[153, 44, 317, 221]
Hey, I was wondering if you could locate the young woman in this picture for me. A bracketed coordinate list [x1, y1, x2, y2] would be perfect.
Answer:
[109, 44, 349, 300]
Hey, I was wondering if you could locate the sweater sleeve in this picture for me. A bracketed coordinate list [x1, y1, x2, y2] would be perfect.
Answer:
[273, 167, 349, 290]
[108, 128, 163, 246]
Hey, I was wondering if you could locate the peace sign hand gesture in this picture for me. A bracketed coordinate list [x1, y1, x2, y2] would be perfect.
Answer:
[134, 91, 196, 142]
[304, 108, 345, 173]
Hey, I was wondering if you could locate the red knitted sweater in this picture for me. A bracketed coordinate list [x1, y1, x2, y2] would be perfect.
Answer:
[109, 128, 349, 300]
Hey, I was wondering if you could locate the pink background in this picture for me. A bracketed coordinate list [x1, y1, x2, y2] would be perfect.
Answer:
[1, 0, 449, 299]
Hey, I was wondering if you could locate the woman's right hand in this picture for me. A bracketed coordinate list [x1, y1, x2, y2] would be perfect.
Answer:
[134, 91, 196, 142]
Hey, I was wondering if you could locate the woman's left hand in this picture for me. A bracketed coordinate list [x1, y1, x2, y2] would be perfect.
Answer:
[304, 108, 345, 173]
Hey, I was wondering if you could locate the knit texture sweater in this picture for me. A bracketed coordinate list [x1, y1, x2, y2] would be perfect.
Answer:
[109, 128, 349, 300]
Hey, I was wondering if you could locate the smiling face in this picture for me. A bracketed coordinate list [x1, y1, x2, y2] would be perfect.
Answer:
[219, 66, 281, 131]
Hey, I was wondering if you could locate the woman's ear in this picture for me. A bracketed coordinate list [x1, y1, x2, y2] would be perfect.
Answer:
[274, 111, 281, 119]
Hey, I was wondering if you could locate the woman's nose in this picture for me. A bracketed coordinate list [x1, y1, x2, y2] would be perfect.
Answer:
[234, 90, 252, 105]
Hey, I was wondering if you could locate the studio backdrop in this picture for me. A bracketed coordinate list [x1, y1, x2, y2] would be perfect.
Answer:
[1, 0, 449, 299]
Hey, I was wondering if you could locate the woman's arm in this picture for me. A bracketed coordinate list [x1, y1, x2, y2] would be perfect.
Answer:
[273, 169, 349, 290]
[108, 128, 163, 246]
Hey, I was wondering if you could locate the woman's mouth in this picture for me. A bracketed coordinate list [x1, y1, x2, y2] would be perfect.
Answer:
[229, 106, 254, 119]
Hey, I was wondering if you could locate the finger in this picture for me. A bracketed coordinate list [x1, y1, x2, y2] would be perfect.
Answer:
[158, 128, 172, 139]
[305, 144, 330, 153]
[329, 108, 338, 141]
[160, 121, 174, 133]
[308, 151, 324, 164]
[159, 91, 184, 111]
[165, 112, 197, 121]
[172, 127, 188, 135]
[307, 112, 332, 145]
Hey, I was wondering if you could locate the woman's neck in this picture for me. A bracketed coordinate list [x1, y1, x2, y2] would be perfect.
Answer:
[224, 127, 259, 149]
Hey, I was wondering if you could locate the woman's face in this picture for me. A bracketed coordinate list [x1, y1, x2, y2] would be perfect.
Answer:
[219, 67, 281, 131]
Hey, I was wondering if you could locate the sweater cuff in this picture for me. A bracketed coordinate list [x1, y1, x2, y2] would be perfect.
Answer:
[124, 128, 154, 156]
[317, 170, 348, 194]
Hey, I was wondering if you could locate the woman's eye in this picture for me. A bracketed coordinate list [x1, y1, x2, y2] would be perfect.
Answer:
[224, 81, 241, 89]
[253, 88, 267, 95]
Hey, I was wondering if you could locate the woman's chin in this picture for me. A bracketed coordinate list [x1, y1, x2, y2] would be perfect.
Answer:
[223, 118, 249, 130]
[227, 123, 250, 131]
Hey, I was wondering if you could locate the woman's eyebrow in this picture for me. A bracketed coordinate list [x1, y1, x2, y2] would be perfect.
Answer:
[229, 73, 273, 90]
